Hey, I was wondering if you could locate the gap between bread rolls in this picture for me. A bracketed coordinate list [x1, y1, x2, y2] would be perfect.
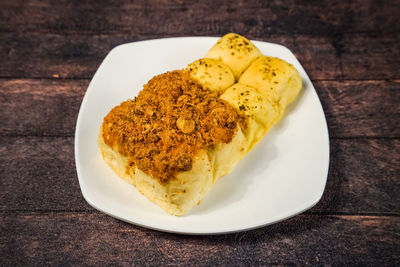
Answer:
[98, 33, 302, 216]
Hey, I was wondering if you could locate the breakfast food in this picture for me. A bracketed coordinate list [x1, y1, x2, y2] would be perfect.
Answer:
[205, 33, 262, 79]
[98, 33, 302, 215]
[187, 58, 235, 92]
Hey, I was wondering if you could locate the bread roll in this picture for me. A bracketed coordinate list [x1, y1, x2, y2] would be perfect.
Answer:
[239, 56, 302, 111]
[205, 33, 262, 80]
[187, 58, 235, 92]
[98, 129, 213, 215]
[209, 125, 248, 180]
[99, 70, 241, 216]
[220, 83, 280, 151]
[98, 34, 302, 216]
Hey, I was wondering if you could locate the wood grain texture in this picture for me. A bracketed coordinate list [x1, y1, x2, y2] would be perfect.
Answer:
[1, 0, 398, 35]
[0, 79, 88, 136]
[0, 33, 294, 78]
[1, 32, 399, 80]
[1, 33, 132, 79]
[1, 213, 399, 266]
[1, 79, 399, 137]
[315, 80, 400, 138]
[340, 33, 400, 80]
[1, 1, 399, 264]
[314, 139, 400, 215]
[1, 137, 399, 215]
[0, 137, 92, 211]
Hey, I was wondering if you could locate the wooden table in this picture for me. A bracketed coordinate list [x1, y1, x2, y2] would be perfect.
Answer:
[1, 1, 399, 265]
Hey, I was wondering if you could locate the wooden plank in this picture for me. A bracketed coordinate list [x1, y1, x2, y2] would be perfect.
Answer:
[0, 0, 398, 35]
[1, 137, 399, 215]
[314, 80, 400, 138]
[0, 33, 132, 79]
[0, 137, 92, 211]
[292, 35, 342, 80]
[313, 138, 400, 215]
[0, 79, 88, 136]
[340, 33, 400, 80]
[1, 32, 398, 80]
[0, 213, 399, 265]
[1, 79, 398, 137]
[292, 33, 400, 80]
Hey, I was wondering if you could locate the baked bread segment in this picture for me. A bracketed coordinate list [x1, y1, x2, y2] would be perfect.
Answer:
[220, 83, 280, 152]
[187, 58, 235, 92]
[205, 33, 262, 80]
[239, 56, 302, 111]
[99, 70, 241, 215]
[209, 125, 248, 180]
[98, 129, 213, 216]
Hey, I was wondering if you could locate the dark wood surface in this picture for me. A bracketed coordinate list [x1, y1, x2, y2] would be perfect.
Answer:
[1, 0, 399, 265]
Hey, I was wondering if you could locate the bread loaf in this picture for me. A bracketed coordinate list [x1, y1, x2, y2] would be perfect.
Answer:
[98, 33, 302, 215]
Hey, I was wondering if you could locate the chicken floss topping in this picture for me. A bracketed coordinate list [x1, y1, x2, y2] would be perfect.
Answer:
[102, 70, 241, 183]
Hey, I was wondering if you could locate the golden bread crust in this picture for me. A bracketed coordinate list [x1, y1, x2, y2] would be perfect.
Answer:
[187, 58, 235, 92]
[205, 33, 262, 80]
[239, 56, 302, 110]
[98, 33, 303, 216]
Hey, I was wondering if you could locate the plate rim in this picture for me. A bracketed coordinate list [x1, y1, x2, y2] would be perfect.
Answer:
[74, 36, 330, 235]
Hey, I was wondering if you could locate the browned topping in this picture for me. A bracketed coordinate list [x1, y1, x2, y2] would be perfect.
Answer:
[176, 117, 195, 134]
[102, 70, 240, 184]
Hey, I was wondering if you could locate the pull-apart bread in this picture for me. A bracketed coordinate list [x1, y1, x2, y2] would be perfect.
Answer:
[98, 33, 302, 216]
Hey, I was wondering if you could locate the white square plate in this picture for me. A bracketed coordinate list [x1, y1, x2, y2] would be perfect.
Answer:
[75, 37, 329, 234]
